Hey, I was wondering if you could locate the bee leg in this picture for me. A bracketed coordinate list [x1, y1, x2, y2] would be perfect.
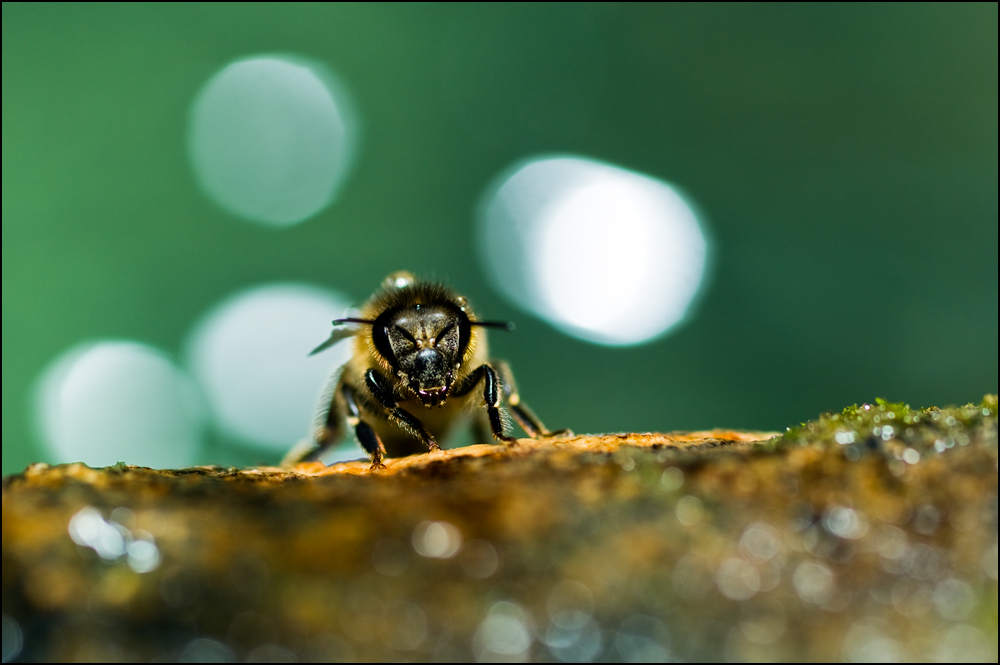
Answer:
[281, 371, 347, 467]
[495, 360, 573, 438]
[364, 368, 439, 452]
[453, 365, 517, 444]
[343, 384, 387, 470]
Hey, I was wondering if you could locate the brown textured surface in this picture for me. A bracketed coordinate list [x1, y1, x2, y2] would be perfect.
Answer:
[2, 406, 997, 662]
[292, 429, 774, 476]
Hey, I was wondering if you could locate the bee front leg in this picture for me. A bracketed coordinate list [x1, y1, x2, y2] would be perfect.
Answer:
[364, 368, 439, 452]
[495, 360, 573, 438]
[343, 384, 387, 470]
[454, 364, 517, 445]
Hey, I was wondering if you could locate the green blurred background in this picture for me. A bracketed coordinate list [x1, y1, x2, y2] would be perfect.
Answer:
[3, 3, 997, 475]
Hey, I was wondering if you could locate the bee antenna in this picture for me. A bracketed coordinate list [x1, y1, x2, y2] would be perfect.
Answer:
[332, 318, 375, 326]
[471, 321, 515, 332]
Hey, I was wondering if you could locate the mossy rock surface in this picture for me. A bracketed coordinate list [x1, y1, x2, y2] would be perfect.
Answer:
[2, 398, 997, 662]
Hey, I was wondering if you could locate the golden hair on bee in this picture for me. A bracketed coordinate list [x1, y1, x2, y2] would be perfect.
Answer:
[282, 271, 568, 470]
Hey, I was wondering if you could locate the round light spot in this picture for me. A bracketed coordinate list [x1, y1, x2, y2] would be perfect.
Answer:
[478, 156, 709, 346]
[547, 580, 595, 618]
[660, 467, 684, 491]
[35, 341, 205, 468]
[545, 611, 602, 663]
[671, 554, 713, 600]
[186, 284, 352, 451]
[792, 561, 835, 605]
[675, 496, 705, 526]
[474, 602, 533, 661]
[246, 645, 297, 664]
[2, 614, 24, 664]
[823, 506, 869, 540]
[933, 578, 976, 621]
[842, 622, 902, 663]
[934, 625, 993, 663]
[179, 638, 235, 664]
[739, 523, 782, 563]
[740, 608, 786, 647]
[460, 540, 500, 579]
[834, 431, 856, 445]
[126, 539, 161, 574]
[716, 558, 761, 601]
[615, 615, 672, 663]
[189, 55, 357, 227]
[412, 521, 463, 559]
[983, 542, 998, 581]
[381, 602, 428, 652]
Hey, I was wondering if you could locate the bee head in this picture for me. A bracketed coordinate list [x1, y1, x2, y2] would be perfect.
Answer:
[374, 304, 468, 406]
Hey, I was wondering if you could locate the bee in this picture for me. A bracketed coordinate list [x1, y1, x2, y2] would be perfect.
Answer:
[282, 272, 569, 470]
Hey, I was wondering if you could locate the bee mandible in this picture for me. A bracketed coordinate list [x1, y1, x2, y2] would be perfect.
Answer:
[282, 272, 569, 470]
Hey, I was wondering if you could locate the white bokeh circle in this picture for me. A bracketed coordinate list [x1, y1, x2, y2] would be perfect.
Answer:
[478, 156, 709, 345]
[35, 341, 206, 468]
[186, 283, 353, 451]
[188, 55, 357, 227]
